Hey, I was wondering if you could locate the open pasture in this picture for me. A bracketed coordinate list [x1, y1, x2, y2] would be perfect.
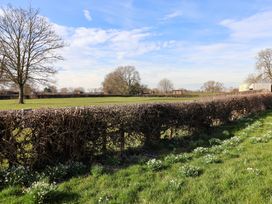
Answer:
[0, 96, 197, 110]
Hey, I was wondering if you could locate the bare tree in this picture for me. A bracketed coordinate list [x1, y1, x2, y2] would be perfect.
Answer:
[0, 57, 4, 80]
[43, 85, 58, 93]
[0, 5, 64, 103]
[73, 87, 85, 94]
[256, 48, 272, 82]
[103, 71, 127, 95]
[103, 66, 142, 95]
[60, 87, 69, 94]
[201, 81, 224, 92]
[228, 87, 239, 93]
[158, 78, 174, 93]
[0, 55, 8, 84]
[244, 73, 264, 84]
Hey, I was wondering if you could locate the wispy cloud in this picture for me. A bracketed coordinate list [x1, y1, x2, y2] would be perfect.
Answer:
[51, 8, 272, 90]
[62, 27, 163, 59]
[83, 9, 92, 21]
[52, 19, 265, 90]
[89, 0, 135, 28]
[53, 24, 175, 88]
[220, 11, 272, 41]
[161, 11, 182, 21]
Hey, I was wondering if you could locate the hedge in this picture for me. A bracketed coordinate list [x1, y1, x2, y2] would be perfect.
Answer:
[0, 93, 272, 169]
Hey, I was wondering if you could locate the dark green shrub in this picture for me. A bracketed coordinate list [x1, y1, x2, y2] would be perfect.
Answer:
[4, 166, 34, 187]
[104, 155, 121, 166]
[66, 161, 87, 177]
[43, 162, 87, 182]
[44, 164, 69, 183]
[0, 169, 5, 188]
[209, 138, 222, 145]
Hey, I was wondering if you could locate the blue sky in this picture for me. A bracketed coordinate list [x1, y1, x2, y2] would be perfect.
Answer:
[1, 0, 272, 90]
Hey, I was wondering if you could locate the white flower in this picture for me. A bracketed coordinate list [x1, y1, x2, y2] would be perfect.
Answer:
[246, 167, 261, 176]
[146, 159, 163, 171]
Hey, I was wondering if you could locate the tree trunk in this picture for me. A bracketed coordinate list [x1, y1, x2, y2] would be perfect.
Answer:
[18, 84, 24, 104]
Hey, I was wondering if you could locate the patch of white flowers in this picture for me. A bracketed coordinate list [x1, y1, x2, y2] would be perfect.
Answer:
[26, 181, 56, 204]
[250, 137, 269, 144]
[253, 121, 263, 128]
[238, 131, 248, 139]
[222, 136, 241, 147]
[246, 167, 262, 176]
[193, 147, 209, 157]
[209, 145, 225, 154]
[250, 129, 272, 144]
[244, 120, 262, 132]
[164, 153, 191, 165]
[203, 154, 221, 164]
[180, 165, 202, 177]
[264, 131, 272, 139]
[146, 159, 163, 171]
[98, 195, 111, 203]
[208, 138, 222, 146]
[168, 179, 184, 190]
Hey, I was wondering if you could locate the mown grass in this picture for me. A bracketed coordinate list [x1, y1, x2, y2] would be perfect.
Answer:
[2, 111, 272, 203]
[0, 96, 197, 110]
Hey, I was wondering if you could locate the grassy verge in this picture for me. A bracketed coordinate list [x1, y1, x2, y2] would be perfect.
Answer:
[2, 111, 272, 203]
[0, 96, 197, 110]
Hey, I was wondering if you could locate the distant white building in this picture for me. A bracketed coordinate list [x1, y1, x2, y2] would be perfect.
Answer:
[239, 83, 272, 92]
[239, 83, 250, 92]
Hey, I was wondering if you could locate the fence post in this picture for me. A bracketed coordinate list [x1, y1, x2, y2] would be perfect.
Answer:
[102, 134, 107, 154]
[169, 128, 173, 140]
[120, 129, 125, 159]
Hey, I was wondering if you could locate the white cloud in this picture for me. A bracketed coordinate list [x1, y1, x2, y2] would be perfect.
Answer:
[56, 72, 102, 89]
[52, 10, 272, 90]
[53, 23, 260, 90]
[59, 26, 165, 61]
[53, 25, 173, 89]
[83, 9, 92, 21]
[162, 11, 183, 21]
[220, 11, 272, 41]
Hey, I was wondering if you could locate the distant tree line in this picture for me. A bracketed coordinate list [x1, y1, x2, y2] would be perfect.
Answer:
[201, 81, 225, 92]
[102, 66, 178, 95]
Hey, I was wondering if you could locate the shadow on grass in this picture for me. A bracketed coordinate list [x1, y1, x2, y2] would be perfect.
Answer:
[96, 110, 272, 172]
[46, 191, 80, 204]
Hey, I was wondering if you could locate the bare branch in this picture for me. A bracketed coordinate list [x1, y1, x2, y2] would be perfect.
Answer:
[256, 48, 272, 82]
[201, 81, 225, 92]
[158, 78, 174, 93]
[0, 5, 65, 103]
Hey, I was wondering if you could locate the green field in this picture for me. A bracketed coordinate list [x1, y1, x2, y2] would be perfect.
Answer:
[0, 96, 197, 110]
[2, 110, 272, 203]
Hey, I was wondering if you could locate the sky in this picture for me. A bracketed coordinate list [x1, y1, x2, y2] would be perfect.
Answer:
[1, 0, 272, 90]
